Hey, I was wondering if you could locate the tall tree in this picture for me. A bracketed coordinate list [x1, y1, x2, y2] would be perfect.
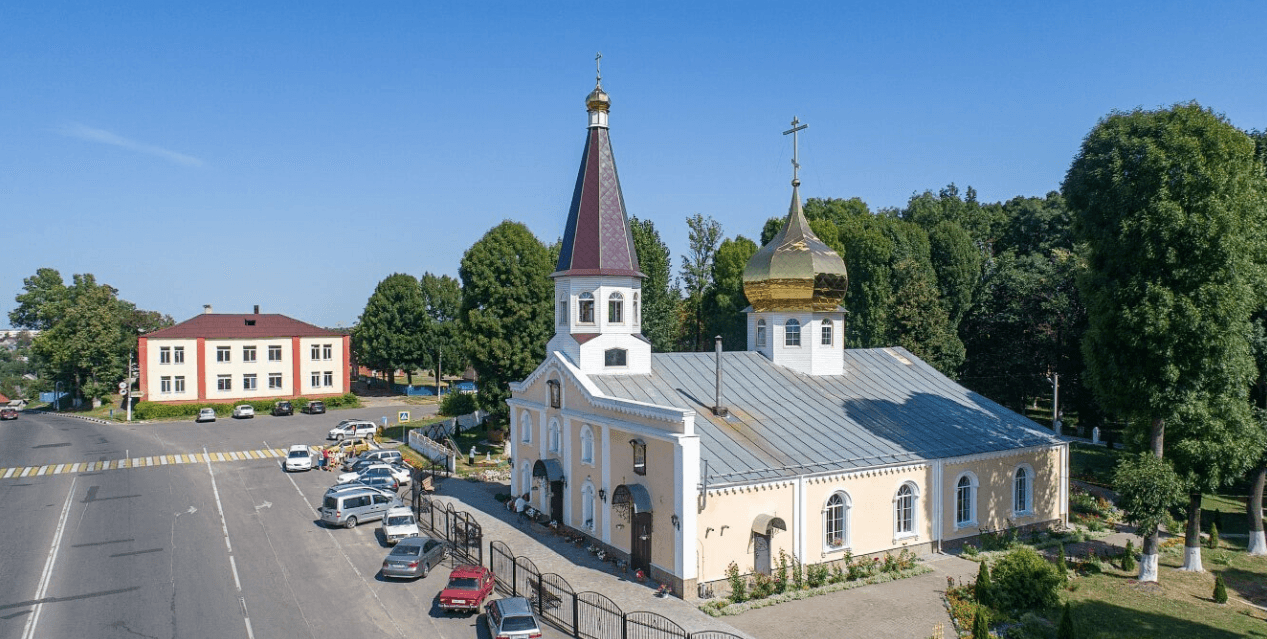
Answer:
[352, 273, 426, 388]
[459, 220, 554, 423]
[1064, 103, 1267, 581]
[927, 220, 982, 330]
[679, 214, 723, 351]
[703, 236, 758, 350]
[419, 272, 464, 390]
[630, 217, 679, 352]
[9, 267, 69, 331]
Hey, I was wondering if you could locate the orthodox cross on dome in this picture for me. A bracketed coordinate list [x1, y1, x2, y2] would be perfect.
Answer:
[782, 116, 808, 185]
[595, 51, 602, 85]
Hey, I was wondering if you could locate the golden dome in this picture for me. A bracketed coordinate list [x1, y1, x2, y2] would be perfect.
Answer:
[586, 83, 611, 112]
[743, 183, 849, 312]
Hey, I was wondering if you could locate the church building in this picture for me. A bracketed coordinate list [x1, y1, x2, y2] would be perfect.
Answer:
[507, 73, 1068, 598]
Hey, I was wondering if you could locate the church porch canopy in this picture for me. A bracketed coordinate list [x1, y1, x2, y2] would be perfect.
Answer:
[611, 483, 653, 514]
[532, 458, 565, 483]
[752, 514, 787, 536]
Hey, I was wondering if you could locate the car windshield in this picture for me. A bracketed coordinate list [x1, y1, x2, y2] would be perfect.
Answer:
[447, 577, 480, 590]
[386, 515, 414, 527]
[288, 451, 307, 459]
[389, 544, 422, 557]
[501, 616, 538, 632]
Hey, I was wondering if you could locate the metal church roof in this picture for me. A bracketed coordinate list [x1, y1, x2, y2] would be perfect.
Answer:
[589, 348, 1060, 486]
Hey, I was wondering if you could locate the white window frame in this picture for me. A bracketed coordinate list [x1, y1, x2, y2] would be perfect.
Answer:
[580, 424, 595, 465]
[633, 292, 640, 325]
[159, 347, 171, 364]
[160, 376, 172, 393]
[581, 481, 596, 531]
[216, 375, 231, 392]
[243, 346, 257, 363]
[821, 321, 832, 346]
[823, 491, 851, 551]
[217, 346, 231, 363]
[548, 419, 561, 454]
[518, 461, 531, 501]
[268, 345, 282, 361]
[558, 295, 568, 326]
[1013, 464, 1034, 516]
[756, 319, 767, 347]
[520, 411, 532, 444]
[578, 292, 595, 324]
[173, 346, 184, 364]
[323, 371, 333, 387]
[174, 376, 185, 393]
[323, 344, 332, 361]
[785, 319, 801, 346]
[894, 481, 919, 540]
[608, 292, 624, 324]
[954, 472, 979, 528]
[310, 372, 320, 387]
[268, 373, 283, 389]
[243, 374, 258, 391]
[311, 344, 320, 361]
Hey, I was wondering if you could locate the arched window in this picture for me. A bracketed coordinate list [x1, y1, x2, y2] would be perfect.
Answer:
[580, 425, 594, 464]
[785, 319, 801, 346]
[520, 411, 532, 444]
[633, 292, 640, 324]
[548, 419, 561, 454]
[557, 294, 568, 326]
[1014, 465, 1033, 514]
[955, 473, 978, 527]
[608, 292, 624, 324]
[895, 482, 918, 537]
[581, 482, 596, 530]
[756, 319, 767, 347]
[821, 320, 833, 345]
[578, 292, 595, 324]
[518, 461, 531, 499]
[824, 491, 850, 549]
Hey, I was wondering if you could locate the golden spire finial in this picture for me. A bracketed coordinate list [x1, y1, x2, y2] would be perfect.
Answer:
[782, 116, 808, 186]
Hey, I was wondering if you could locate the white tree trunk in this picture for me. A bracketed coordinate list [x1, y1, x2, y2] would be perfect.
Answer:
[1179, 546, 1203, 572]
[1138, 553, 1159, 582]
[1248, 531, 1267, 556]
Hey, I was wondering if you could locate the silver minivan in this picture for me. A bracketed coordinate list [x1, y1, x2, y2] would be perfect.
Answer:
[484, 597, 543, 639]
[320, 486, 402, 529]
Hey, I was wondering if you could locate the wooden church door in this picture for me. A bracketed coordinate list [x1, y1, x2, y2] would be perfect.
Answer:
[631, 511, 653, 573]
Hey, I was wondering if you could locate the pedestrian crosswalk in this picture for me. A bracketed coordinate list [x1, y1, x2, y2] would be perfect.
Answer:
[0, 448, 288, 479]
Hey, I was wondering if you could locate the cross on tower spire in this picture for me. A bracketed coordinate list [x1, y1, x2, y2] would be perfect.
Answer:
[782, 116, 808, 186]
[595, 51, 602, 85]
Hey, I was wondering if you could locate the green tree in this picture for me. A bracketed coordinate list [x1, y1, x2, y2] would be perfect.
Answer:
[679, 214, 723, 351]
[974, 560, 993, 607]
[352, 273, 426, 388]
[1065, 103, 1267, 580]
[9, 267, 69, 331]
[418, 272, 464, 392]
[891, 258, 964, 376]
[459, 220, 554, 423]
[630, 217, 679, 352]
[927, 220, 982, 330]
[1057, 602, 1076, 639]
[1113, 452, 1185, 557]
[971, 608, 989, 639]
[703, 236, 757, 350]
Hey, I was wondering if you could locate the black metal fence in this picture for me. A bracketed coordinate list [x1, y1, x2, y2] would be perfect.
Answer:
[412, 493, 483, 567]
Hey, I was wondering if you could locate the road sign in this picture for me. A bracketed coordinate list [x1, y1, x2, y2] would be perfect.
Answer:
[118, 382, 128, 393]
[398, 411, 410, 423]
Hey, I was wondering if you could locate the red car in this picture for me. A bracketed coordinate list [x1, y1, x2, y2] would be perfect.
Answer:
[0, 408, 17, 420]
[437, 564, 494, 614]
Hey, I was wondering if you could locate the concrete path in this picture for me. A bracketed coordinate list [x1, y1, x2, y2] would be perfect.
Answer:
[431, 476, 756, 639]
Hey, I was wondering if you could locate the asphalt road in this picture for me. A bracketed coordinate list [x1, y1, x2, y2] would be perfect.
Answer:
[0, 407, 565, 639]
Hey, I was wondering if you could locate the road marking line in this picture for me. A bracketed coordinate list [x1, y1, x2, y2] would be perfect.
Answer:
[36, 466, 49, 476]
[53, 464, 66, 475]
[70, 463, 81, 473]
[20, 467, 34, 477]
[145, 456, 154, 466]
[132, 457, 141, 467]
[160, 456, 169, 465]
[229, 452, 240, 461]
[2, 468, 14, 478]
[20, 476, 76, 639]
[215, 453, 226, 462]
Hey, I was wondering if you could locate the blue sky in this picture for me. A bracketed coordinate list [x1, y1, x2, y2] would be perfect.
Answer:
[3, 1, 1265, 329]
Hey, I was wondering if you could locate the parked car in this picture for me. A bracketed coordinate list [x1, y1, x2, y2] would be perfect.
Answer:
[328, 419, 376, 441]
[323, 437, 373, 458]
[320, 485, 402, 528]
[380, 507, 419, 545]
[438, 565, 495, 614]
[343, 476, 399, 492]
[380, 536, 447, 579]
[195, 408, 216, 423]
[0, 407, 17, 420]
[337, 463, 409, 487]
[231, 404, 255, 419]
[271, 401, 294, 416]
[343, 449, 403, 471]
[484, 596, 543, 639]
[302, 400, 326, 414]
[284, 444, 314, 472]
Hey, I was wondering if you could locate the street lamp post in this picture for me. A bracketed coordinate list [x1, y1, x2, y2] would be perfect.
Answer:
[54, 380, 63, 411]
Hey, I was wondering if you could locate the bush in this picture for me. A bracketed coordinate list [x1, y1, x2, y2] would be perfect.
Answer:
[725, 562, 746, 604]
[975, 560, 993, 607]
[1056, 603, 1075, 639]
[1009, 612, 1056, 639]
[440, 391, 477, 416]
[991, 547, 1063, 612]
[1121, 539, 1136, 572]
[972, 607, 990, 639]
[1056, 544, 1068, 575]
[1213, 575, 1228, 604]
[1208, 522, 1220, 549]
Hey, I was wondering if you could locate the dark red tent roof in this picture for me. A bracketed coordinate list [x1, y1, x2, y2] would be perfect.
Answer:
[143, 313, 342, 340]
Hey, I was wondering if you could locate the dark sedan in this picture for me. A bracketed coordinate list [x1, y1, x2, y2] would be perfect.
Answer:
[380, 537, 447, 579]
[0, 408, 17, 420]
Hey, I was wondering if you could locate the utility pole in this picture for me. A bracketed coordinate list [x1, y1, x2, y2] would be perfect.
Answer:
[126, 351, 133, 422]
[1049, 372, 1060, 435]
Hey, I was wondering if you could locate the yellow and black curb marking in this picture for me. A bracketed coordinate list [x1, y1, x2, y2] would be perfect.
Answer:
[0, 448, 289, 479]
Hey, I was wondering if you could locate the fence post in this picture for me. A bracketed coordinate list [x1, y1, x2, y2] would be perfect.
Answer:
[622, 612, 628, 639]
[572, 593, 579, 639]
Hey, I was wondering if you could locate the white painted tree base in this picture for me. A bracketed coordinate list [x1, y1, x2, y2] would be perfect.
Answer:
[1248, 531, 1267, 556]
[1138, 554, 1159, 582]
[1179, 546, 1203, 572]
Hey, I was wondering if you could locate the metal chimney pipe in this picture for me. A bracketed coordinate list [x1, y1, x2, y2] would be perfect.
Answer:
[713, 335, 728, 417]
[253, 305, 260, 314]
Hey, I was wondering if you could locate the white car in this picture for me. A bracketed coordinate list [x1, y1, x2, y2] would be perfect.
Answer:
[337, 463, 410, 487]
[232, 404, 255, 419]
[195, 408, 216, 423]
[380, 507, 420, 545]
[328, 420, 377, 441]
[284, 445, 314, 472]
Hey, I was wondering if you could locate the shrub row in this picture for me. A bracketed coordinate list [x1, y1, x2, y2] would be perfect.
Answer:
[133, 392, 360, 420]
[440, 391, 477, 416]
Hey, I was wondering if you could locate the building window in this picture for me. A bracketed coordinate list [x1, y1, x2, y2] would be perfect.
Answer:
[824, 492, 849, 549]
[631, 438, 646, 475]
[578, 292, 595, 324]
[895, 483, 917, 537]
[173, 346, 184, 364]
[323, 371, 333, 387]
[159, 347, 171, 364]
[268, 373, 282, 389]
[956, 473, 978, 527]
[821, 321, 833, 346]
[547, 379, 561, 408]
[310, 372, 321, 387]
[582, 482, 596, 530]
[557, 295, 568, 326]
[243, 374, 257, 391]
[268, 345, 282, 361]
[785, 319, 801, 347]
[756, 319, 767, 347]
[604, 348, 627, 367]
[217, 375, 231, 392]
[580, 425, 594, 464]
[243, 346, 257, 362]
[548, 419, 561, 454]
[174, 376, 185, 393]
[217, 346, 231, 362]
[160, 376, 172, 393]
[520, 411, 532, 444]
[608, 292, 624, 324]
[1014, 466, 1033, 514]
[311, 345, 320, 360]
[322, 344, 332, 360]
[633, 292, 640, 324]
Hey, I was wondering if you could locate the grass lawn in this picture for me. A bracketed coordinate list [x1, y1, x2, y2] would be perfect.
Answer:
[1070, 441, 1123, 486]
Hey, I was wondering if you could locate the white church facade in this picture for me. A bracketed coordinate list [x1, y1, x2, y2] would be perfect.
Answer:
[507, 76, 1068, 598]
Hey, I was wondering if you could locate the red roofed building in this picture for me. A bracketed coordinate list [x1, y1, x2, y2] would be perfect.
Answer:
[138, 305, 350, 404]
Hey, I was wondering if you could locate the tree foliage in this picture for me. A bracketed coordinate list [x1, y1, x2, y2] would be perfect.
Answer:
[679, 214, 723, 351]
[459, 220, 554, 423]
[418, 272, 464, 378]
[703, 235, 757, 351]
[1113, 452, 1185, 538]
[352, 273, 426, 387]
[630, 217, 679, 352]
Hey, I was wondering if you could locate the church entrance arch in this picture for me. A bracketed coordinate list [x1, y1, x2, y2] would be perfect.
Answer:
[751, 514, 786, 576]
[532, 458, 566, 524]
[612, 484, 653, 573]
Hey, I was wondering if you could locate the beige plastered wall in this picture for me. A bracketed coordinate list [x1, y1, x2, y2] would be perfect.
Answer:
[941, 447, 1063, 541]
